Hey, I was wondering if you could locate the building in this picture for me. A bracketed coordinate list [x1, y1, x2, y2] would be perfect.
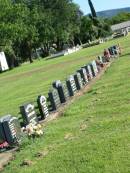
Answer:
[111, 21, 130, 34]
[0, 52, 9, 72]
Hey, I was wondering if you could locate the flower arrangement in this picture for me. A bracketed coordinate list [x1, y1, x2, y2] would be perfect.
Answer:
[22, 123, 43, 138]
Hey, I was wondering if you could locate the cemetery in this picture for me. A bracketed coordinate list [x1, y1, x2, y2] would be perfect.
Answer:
[0, 0, 130, 171]
[0, 34, 130, 172]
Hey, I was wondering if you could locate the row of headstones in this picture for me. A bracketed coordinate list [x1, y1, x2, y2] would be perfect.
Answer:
[0, 45, 118, 146]
[20, 58, 102, 126]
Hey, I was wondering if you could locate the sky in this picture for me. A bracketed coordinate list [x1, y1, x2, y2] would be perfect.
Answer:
[74, 0, 130, 15]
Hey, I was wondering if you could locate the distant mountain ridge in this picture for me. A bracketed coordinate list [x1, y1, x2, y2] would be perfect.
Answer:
[96, 7, 130, 18]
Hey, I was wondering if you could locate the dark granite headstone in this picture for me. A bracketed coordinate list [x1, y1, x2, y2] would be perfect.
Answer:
[48, 88, 61, 111]
[112, 45, 118, 55]
[37, 95, 49, 119]
[108, 47, 115, 56]
[77, 68, 88, 85]
[82, 65, 93, 80]
[90, 60, 98, 77]
[66, 75, 77, 96]
[0, 115, 22, 145]
[98, 56, 103, 63]
[20, 103, 38, 126]
[52, 80, 69, 103]
[74, 72, 83, 90]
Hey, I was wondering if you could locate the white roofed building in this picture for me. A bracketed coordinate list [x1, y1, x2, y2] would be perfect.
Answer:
[111, 21, 130, 33]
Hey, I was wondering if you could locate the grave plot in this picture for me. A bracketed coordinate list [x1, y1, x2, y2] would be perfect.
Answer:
[20, 103, 38, 126]
[48, 88, 61, 111]
[52, 80, 70, 103]
[37, 95, 49, 120]
[77, 68, 89, 85]
[90, 60, 98, 77]
[66, 75, 77, 96]
[74, 72, 84, 90]
[0, 115, 22, 145]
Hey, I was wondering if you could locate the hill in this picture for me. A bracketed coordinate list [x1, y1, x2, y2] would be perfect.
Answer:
[97, 7, 130, 18]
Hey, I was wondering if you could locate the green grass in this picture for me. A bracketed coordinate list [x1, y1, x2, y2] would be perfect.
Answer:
[0, 35, 129, 116]
[1, 35, 130, 173]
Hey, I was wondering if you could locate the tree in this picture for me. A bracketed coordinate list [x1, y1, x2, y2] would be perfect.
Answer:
[88, 0, 97, 18]
[0, 0, 31, 67]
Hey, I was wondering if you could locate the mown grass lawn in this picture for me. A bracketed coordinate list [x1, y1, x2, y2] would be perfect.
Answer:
[1, 35, 130, 173]
[0, 35, 129, 117]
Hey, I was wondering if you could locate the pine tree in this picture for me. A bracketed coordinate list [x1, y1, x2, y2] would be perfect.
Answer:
[88, 0, 97, 18]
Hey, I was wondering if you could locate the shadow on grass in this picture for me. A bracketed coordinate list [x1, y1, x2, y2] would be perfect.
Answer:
[120, 53, 130, 58]
[46, 55, 63, 61]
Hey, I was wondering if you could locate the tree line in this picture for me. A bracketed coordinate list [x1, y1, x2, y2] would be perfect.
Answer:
[106, 12, 130, 25]
[0, 0, 112, 67]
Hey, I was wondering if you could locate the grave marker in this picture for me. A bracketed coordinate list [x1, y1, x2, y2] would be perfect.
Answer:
[98, 56, 103, 63]
[82, 65, 93, 80]
[108, 47, 115, 56]
[77, 68, 88, 85]
[90, 60, 98, 77]
[0, 115, 22, 145]
[20, 103, 38, 126]
[37, 95, 49, 119]
[48, 88, 61, 111]
[98, 56, 107, 63]
[74, 72, 83, 90]
[66, 75, 77, 96]
[52, 80, 69, 103]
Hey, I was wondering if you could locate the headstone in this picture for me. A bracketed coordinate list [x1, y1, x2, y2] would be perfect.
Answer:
[108, 47, 115, 56]
[112, 45, 118, 55]
[0, 115, 22, 145]
[82, 65, 93, 80]
[90, 60, 98, 77]
[98, 56, 107, 63]
[77, 68, 88, 85]
[20, 103, 38, 126]
[66, 75, 77, 96]
[37, 95, 49, 120]
[48, 88, 61, 111]
[98, 56, 103, 63]
[52, 80, 69, 103]
[74, 72, 83, 90]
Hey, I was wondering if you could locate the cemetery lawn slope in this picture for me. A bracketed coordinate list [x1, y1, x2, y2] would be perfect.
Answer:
[0, 35, 130, 117]
[2, 35, 130, 173]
